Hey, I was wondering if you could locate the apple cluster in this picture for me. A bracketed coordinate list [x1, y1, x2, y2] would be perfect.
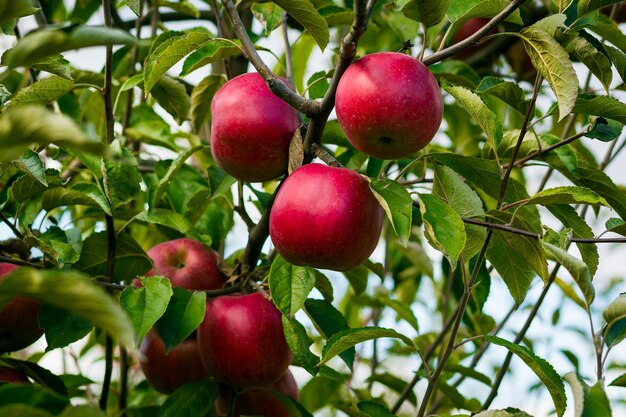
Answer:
[139, 238, 295, 417]
[211, 52, 443, 271]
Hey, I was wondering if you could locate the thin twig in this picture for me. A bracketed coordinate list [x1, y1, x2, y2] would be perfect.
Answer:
[0, 211, 24, 240]
[311, 143, 342, 167]
[281, 11, 294, 84]
[0, 254, 43, 269]
[515, 129, 588, 167]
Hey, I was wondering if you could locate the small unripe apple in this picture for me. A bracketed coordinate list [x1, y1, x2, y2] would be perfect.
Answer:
[452, 18, 497, 59]
[211, 73, 300, 182]
[197, 292, 291, 387]
[216, 370, 299, 417]
[0, 264, 43, 353]
[269, 164, 384, 271]
[144, 238, 227, 290]
[335, 52, 443, 159]
[140, 330, 209, 394]
[0, 366, 30, 384]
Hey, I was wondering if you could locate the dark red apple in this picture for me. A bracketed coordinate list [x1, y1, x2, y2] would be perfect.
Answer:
[216, 370, 299, 417]
[140, 330, 210, 394]
[210, 73, 300, 182]
[0, 366, 30, 384]
[269, 164, 384, 271]
[143, 238, 227, 290]
[0, 264, 43, 353]
[197, 292, 291, 387]
[335, 52, 443, 159]
[452, 18, 498, 59]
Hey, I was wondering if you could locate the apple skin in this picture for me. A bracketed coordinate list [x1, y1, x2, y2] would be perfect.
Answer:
[0, 366, 30, 384]
[216, 370, 299, 417]
[140, 330, 210, 394]
[335, 52, 443, 159]
[452, 18, 497, 59]
[197, 292, 291, 387]
[0, 264, 43, 353]
[269, 164, 384, 271]
[210, 73, 300, 182]
[143, 238, 227, 290]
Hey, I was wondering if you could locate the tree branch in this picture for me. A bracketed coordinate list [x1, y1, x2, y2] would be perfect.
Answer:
[0, 211, 24, 240]
[422, 0, 529, 66]
[220, 0, 319, 117]
[515, 129, 588, 167]
[0, 254, 43, 269]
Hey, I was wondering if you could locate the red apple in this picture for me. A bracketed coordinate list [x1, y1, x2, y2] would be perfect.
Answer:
[0, 366, 30, 384]
[143, 238, 227, 290]
[269, 164, 384, 271]
[197, 292, 291, 387]
[0, 264, 43, 353]
[452, 18, 497, 59]
[140, 330, 210, 394]
[210, 73, 300, 182]
[335, 52, 443, 159]
[216, 370, 299, 417]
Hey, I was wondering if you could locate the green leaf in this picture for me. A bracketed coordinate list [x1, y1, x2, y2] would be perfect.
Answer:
[342, 264, 369, 295]
[0, 106, 104, 162]
[104, 140, 142, 207]
[252, 3, 284, 35]
[477, 77, 528, 116]
[433, 164, 486, 259]
[151, 146, 208, 207]
[473, 410, 534, 417]
[155, 0, 199, 17]
[0, 0, 38, 34]
[548, 205, 598, 277]
[526, 186, 609, 207]
[566, 36, 612, 93]
[572, 94, 626, 124]
[369, 178, 412, 244]
[377, 295, 420, 331]
[135, 209, 208, 243]
[38, 304, 92, 351]
[6, 26, 137, 69]
[486, 335, 567, 417]
[42, 183, 111, 216]
[181, 39, 242, 77]
[155, 288, 206, 353]
[519, 26, 578, 121]
[151, 76, 190, 124]
[143, 30, 213, 94]
[125, 0, 141, 15]
[9, 75, 74, 108]
[59, 405, 106, 417]
[578, 0, 622, 17]
[269, 256, 316, 318]
[429, 60, 481, 89]
[319, 327, 414, 366]
[543, 242, 594, 308]
[609, 373, 626, 387]
[282, 316, 319, 376]
[30, 55, 72, 80]
[366, 373, 417, 406]
[0, 268, 134, 347]
[603, 294, 626, 347]
[419, 193, 467, 266]
[0, 358, 67, 396]
[447, 0, 523, 24]
[541, 133, 579, 177]
[397, 0, 449, 28]
[314, 270, 333, 302]
[272, 0, 329, 50]
[565, 373, 612, 417]
[120, 276, 173, 342]
[190, 75, 226, 132]
[159, 379, 218, 417]
[357, 400, 395, 417]
[14, 150, 47, 186]
[73, 232, 152, 282]
[444, 363, 492, 386]
[0, 385, 67, 414]
[443, 82, 503, 151]
[304, 299, 354, 369]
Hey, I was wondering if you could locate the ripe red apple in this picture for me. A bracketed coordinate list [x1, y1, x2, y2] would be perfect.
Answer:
[197, 292, 291, 387]
[269, 164, 384, 271]
[210, 73, 300, 182]
[335, 52, 443, 159]
[143, 238, 227, 290]
[0, 366, 30, 384]
[452, 18, 497, 59]
[0, 264, 43, 353]
[140, 330, 210, 394]
[216, 370, 299, 417]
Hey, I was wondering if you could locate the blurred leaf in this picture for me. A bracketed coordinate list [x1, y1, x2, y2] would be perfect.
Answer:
[155, 288, 206, 353]
[447, 0, 523, 24]
[486, 335, 566, 417]
[342, 264, 369, 295]
[120, 276, 173, 342]
[282, 316, 319, 376]
[477, 77, 528, 115]
[609, 373, 626, 387]
[548, 205, 598, 276]
[0, 268, 134, 347]
[151, 76, 190, 124]
[395, 0, 449, 28]
[320, 327, 414, 366]
[272, 0, 329, 50]
[252, 2, 284, 35]
[572, 94, 626, 124]
[0, 358, 67, 395]
[357, 400, 395, 417]
[190, 75, 225, 132]
[9, 75, 74, 108]
[565, 373, 612, 417]
[305, 299, 354, 369]
[181, 39, 242, 77]
[543, 242, 594, 308]
[159, 379, 218, 417]
[104, 140, 142, 207]
[39, 304, 92, 351]
[0, 0, 38, 34]
[42, 183, 111, 215]
[151, 146, 208, 207]
[13, 150, 47, 186]
[603, 294, 626, 347]
[369, 178, 412, 244]
[566, 35, 612, 93]
[270, 255, 316, 318]
[155, 0, 199, 17]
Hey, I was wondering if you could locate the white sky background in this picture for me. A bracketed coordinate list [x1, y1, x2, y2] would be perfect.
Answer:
[1, 0, 626, 416]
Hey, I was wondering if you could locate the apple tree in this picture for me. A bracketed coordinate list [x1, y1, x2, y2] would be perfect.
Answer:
[1, 0, 626, 416]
